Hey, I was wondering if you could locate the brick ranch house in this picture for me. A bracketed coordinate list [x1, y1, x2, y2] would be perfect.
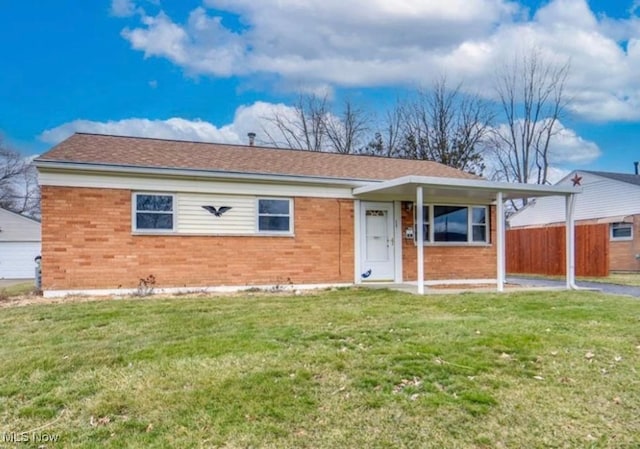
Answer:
[35, 133, 580, 297]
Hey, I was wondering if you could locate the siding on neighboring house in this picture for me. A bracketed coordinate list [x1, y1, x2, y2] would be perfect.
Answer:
[0, 209, 41, 242]
[0, 208, 41, 279]
[509, 172, 640, 227]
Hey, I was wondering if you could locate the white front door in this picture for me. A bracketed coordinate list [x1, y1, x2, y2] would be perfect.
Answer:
[360, 202, 395, 281]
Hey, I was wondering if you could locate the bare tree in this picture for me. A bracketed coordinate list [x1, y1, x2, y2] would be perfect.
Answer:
[0, 141, 40, 217]
[488, 49, 570, 194]
[364, 101, 405, 157]
[323, 100, 370, 154]
[398, 78, 494, 175]
[262, 94, 329, 151]
[262, 94, 371, 154]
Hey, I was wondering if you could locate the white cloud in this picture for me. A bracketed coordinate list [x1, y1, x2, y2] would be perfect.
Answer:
[122, 8, 247, 77]
[40, 118, 238, 146]
[38, 102, 300, 147]
[487, 119, 601, 182]
[548, 121, 602, 164]
[119, 0, 519, 85]
[110, 0, 137, 17]
[115, 0, 640, 122]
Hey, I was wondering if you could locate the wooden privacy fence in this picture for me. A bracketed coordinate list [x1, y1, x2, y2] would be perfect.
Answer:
[506, 224, 609, 277]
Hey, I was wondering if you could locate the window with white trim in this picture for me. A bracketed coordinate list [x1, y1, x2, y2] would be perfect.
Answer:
[610, 222, 632, 241]
[133, 193, 174, 232]
[415, 205, 489, 244]
[258, 198, 292, 233]
[471, 206, 487, 242]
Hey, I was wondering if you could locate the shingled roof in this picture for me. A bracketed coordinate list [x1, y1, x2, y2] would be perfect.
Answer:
[583, 170, 640, 187]
[37, 133, 480, 182]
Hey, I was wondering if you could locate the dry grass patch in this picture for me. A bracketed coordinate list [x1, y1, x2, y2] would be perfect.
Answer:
[1, 288, 639, 448]
[588, 273, 640, 287]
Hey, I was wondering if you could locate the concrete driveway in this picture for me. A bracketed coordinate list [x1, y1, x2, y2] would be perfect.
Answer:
[507, 276, 640, 298]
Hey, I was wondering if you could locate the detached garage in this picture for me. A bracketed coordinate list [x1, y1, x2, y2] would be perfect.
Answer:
[0, 208, 41, 279]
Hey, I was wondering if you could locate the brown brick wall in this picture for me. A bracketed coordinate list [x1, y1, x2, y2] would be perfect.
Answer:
[41, 186, 354, 290]
[401, 204, 497, 281]
[608, 215, 640, 272]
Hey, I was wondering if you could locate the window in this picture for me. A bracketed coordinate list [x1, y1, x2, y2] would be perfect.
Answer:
[258, 198, 292, 233]
[434, 205, 468, 242]
[416, 204, 488, 244]
[134, 193, 174, 231]
[611, 222, 632, 241]
[414, 206, 431, 242]
[471, 207, 487, 242]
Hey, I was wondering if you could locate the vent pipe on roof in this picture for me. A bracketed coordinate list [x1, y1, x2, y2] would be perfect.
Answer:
[248, 132, 256, 147]
[635, 161, 639, 175]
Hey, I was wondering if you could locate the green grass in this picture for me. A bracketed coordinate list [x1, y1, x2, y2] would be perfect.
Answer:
[1, 289, 640, 448]
[513, 272, 640, 286]
[585, 273, 640, 287]
[0, 281, 37, 299]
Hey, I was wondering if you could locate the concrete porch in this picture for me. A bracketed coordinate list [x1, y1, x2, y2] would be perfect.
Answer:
[361, 280, 566, 295]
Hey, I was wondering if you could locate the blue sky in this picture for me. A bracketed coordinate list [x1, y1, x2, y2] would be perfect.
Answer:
[2, 0, 640, 177]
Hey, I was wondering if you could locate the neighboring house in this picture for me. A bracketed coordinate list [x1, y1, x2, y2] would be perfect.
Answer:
[35, 133, 579, 297]
[0, 208, 41, 279]
[509, 170, 640, 272]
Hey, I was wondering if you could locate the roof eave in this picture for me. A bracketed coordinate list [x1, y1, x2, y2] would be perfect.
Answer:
[352, 175, 581, 199]
[35, 160, 374, 188]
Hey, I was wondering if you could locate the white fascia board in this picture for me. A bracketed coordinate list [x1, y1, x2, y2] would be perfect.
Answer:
[35, 161, 371, 188]
[352, 175, 581, 198]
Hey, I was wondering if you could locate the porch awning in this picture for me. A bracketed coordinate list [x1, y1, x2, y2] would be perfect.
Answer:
[352, 175, 581, 295]
[352, 175, 580, 202]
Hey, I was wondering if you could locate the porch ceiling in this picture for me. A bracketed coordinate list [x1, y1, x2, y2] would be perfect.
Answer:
[352, 175, 580, 203]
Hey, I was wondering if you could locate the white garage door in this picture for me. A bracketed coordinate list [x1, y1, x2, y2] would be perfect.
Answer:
[0, 242, 41, 279]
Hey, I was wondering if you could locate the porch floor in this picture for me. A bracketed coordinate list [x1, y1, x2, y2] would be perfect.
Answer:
[361, 281, 566, 295]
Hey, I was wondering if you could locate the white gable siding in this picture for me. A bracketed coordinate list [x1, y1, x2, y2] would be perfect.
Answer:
[0, 209, 41, 242]
[509, 172, 640, 227]
[177, 194, 256, 234]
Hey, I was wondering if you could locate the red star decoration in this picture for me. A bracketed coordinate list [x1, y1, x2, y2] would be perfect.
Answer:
[571, 174, 583, 186]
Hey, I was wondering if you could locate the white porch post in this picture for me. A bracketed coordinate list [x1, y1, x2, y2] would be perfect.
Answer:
[496, 191, 505, 292]
[416, 186, 425, 294]
[354, 200, 361, 285]
[565, 193, 576, 289]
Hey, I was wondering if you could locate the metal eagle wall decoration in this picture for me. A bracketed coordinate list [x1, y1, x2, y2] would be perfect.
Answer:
[202, 206, 232, 217]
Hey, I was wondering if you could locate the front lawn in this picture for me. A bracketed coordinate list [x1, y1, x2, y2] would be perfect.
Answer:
[511, 272, 640, 287]
[586, 273, 640, 287]
[0, 281, 37, 299]
[1, 289, 639, 448]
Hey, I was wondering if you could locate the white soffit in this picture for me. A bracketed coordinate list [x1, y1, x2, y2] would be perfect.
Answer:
[352, 176, 580, 202]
